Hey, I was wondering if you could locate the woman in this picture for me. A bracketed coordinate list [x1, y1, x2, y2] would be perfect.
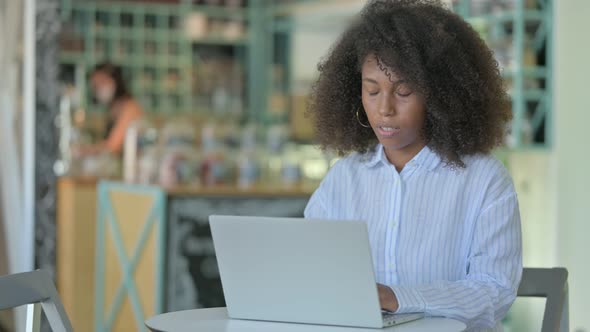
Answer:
[304, 1, 522, 331]
[75, 63, 143, 156]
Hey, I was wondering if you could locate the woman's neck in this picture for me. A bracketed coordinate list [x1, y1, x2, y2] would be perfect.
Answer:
[383, 141, 427, 173]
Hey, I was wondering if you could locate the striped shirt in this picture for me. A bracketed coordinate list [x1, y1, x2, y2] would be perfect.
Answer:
[304, 144, 522, 331]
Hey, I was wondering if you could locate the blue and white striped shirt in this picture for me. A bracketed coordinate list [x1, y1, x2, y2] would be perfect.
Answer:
[304, 144, 522, 331]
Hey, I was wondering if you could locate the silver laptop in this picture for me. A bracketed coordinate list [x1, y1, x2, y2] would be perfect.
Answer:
[209, 215, 424, 329]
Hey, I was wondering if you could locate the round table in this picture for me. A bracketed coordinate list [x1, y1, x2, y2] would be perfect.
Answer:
[145, 307, 466, 332]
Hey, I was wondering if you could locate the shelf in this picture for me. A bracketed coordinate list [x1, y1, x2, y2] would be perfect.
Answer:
[91, 27, 248, 46]
[117, 56, 192, 67]
[59, 0, 552, 148]
[458, 1, 553, 149]
[60, 0, 253, 119]
[135, 86, 192, 95]
[188, 37, 249, 46]
[60, 53, 192, 68]
[93, 27, 163, 39]
[466, 10, 545, 25]
[167, 183, 317, 197]
[68, 1, 247, 20]
[523, 89, 547, 101]
[93, 27, 182, 41]
[187, 4, 247, 20]
[271, 0, 361, 17]
[508, 89, 547, 101]
[60, 51, 86, 64]
[494, 144, 550, 154]
[501, 66, 547, 79]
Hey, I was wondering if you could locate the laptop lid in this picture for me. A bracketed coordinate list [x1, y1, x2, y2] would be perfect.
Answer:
[209, 215, 384, 328]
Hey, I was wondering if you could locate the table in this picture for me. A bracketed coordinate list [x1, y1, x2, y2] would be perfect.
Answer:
[145, 307, 466, 332]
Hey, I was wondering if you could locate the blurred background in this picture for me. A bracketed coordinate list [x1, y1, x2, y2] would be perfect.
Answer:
[0, 0, 588, 331]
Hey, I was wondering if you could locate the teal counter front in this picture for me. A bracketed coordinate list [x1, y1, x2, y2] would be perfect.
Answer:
[94, 181, 314, 332]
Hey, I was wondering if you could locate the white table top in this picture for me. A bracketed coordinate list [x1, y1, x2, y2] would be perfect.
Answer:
[145, 308, 466, 332]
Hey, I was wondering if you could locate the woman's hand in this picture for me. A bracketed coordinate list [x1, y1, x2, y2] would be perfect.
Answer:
[377, 283, 399, 312]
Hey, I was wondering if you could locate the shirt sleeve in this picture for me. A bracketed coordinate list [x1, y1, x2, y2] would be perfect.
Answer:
[303, 168, 335, 219]
[304, 159, 344, 220]
[304, 193, 327, 219]
[390, 192, 522, 329]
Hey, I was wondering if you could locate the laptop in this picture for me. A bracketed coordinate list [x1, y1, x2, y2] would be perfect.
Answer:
[209, 215, 425, 329]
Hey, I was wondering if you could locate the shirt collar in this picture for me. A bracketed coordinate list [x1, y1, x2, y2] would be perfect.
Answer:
[364, 144, 388, 168]
[364, 144, 442, 171]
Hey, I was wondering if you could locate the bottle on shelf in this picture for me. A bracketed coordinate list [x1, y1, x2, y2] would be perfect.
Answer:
[280, 143, 302, 187]
[157, 119, 200, 187]
[122, 118, 158, 183]
[236, 124, 261, 189]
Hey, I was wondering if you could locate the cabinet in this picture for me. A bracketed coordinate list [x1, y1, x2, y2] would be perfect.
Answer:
[59, 0, 262, 119]
[56, 177, 98, 332]
[94, 181, 311, 330]
[454, 0, 553, 148]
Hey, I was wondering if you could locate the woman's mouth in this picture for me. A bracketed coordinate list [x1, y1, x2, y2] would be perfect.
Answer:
[377, 126, 401, 137]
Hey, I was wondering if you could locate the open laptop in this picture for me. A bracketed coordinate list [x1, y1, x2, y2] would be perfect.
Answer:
[209, 215, 424, 329]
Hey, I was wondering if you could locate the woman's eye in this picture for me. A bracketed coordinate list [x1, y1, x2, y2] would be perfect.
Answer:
[396, 87, 413, 97]
[364, 87, 379, 96]
[395, 83, 413, 97]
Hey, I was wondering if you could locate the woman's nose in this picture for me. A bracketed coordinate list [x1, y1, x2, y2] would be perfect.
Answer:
[378, 95, 395, 116]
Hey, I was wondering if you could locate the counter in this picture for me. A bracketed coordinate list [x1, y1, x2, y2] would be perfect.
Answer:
[56, 176, 99, 332]
[56, 177, 315, 332]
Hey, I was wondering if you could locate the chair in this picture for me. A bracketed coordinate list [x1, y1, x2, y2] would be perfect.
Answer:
[517, 267, 568, 332]
[0, 269, 73, 332]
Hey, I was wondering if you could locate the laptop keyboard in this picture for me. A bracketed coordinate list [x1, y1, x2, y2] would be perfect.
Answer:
[382, 312, 424, 326]
[382, 311, 397, 324]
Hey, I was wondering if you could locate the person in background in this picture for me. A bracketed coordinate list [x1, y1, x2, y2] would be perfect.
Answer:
[74, 63, 143, 156]
[304, 1, 522, 331]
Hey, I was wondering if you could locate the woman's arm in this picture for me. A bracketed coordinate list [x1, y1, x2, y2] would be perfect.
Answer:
[72, 100, 143, 157]
[103, 100, 143, 154]
[387, 193, 522, 329]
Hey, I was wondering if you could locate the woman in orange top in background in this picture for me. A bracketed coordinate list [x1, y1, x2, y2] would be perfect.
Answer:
[75, 63, 143, 156]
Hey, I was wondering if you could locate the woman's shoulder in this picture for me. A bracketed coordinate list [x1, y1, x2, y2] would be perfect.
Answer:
[330, 148, 377, 171]
[113, 96, 142, 113]
[314, 150, 374, 196]
[123, 97, 143, 113]
[461, 153, 515, 195]
[462, 153, 509, 176]
[318, 149, 377, 187]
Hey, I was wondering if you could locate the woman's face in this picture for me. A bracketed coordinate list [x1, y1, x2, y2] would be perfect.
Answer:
[91, 71, 115, 105]
[361, 54, 427, 162]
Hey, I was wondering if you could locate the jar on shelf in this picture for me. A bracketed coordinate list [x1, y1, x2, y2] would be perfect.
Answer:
[262, 124, 290, 185]
[80, 151, 120, 178]
[123, 118, 158, 183]
[234, 124, 260, 188]
[183, 12, 208, 40]
[138, 146, 162, 185]
[266, 123, 290, 154]
[159, 146, 201, 188]
[160, 120, 197, 147]
[280, 144, 302, 187]
[237, 150, 260, 189]
[200, 149, 231, 186]
[199, 121, 232, 185]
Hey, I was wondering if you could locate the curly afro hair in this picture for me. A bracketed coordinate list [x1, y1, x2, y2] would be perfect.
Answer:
[307, 0, 511, 168]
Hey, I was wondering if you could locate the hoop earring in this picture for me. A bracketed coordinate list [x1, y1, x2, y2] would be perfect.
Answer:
[356, 108, 371, 128]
